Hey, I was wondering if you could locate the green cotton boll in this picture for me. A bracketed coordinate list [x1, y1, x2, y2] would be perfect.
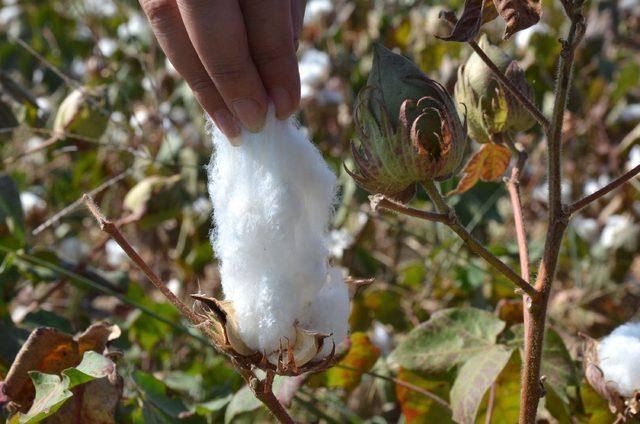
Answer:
[346, 44, 467, 200]
[53, 88, 109, 140]
[455, 35, 536, 144]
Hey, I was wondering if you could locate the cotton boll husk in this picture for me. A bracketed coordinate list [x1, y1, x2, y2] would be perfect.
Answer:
[598, 322, 640, 396]
[207, 109, 347, 356]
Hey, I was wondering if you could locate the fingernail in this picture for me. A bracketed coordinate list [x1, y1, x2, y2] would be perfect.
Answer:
[213, 110, 241, 143]
[270, 86, 292, 120]
[232, 98, 266, 132]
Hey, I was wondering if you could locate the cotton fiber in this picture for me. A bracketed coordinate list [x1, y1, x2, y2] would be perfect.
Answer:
[207, 108, 350, 359]
[598, 322, 640, 396]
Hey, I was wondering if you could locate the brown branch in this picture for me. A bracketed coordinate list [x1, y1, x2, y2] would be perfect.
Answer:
[421, 181, 536, 298]
[251, 371, 295, 424]
[84, 194, 205, 327]
[83, 194, 296, 423]
[567, 164, 640, 215]
[369, 194, 453, 224]
[504, 138, 531, 283]
[468, 41, 550, 131]
[520, 5, 585, 423]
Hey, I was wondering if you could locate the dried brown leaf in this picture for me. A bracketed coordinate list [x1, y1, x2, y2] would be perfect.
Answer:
[494, 0, 542, 40]
[1, 323, 120, 412]
[437, 0, 498, 42]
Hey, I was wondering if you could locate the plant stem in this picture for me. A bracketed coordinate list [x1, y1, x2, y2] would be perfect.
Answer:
[369, 194, 453, 223]
[567, 164, 640, 215]
[83, 194, 296, 424]
[468, 41, 550, 131]
[421, 181, 536, 298]
[519, 5, 585, 422]
[504, 138, 531, 283]
[503, 137, 534, 374]
[84, 194, 206, 328]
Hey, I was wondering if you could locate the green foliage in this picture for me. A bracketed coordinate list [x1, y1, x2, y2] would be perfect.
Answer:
[0, 0, 638, 422]
[18, 352, 116, 424]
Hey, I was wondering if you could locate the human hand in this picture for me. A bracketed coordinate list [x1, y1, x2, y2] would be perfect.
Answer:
[139, 0, 306, 142]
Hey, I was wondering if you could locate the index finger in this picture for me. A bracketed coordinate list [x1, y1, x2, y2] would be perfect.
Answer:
[176, 0, 269, 132]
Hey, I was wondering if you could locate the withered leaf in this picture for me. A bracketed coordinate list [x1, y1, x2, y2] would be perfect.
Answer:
[436, 0, 498, 42]
[1, 323, 120, 412]
[450, 142, 511, 195]
[494, 0, 542, 40]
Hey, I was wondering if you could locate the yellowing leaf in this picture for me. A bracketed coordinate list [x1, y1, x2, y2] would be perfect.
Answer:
[480, 142, 510, 180]
[450, 143, 511, 195]
[396, 369, 453, 423]
[326, 332, 380, 391]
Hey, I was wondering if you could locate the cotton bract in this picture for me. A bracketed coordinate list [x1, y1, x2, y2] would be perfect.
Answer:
[598, 322, 640, 396]
[207, 110, 349, 361]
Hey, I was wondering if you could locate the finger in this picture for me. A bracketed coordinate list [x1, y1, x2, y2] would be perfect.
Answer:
[291, 0, 307, 44]
[139, 0, 241, 142]
[177, 0, 269, 132]
[241, 0, 300, 119]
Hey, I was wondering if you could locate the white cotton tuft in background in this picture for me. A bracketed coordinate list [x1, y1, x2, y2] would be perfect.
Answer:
[207, 109, 350, 357]
[598, 322, 640, 396]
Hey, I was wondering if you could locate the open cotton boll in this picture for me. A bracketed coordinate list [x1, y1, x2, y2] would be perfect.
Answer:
[301, 266, 350, 357]
[207, 108, 348, 358]
[598, 322, 640, 396]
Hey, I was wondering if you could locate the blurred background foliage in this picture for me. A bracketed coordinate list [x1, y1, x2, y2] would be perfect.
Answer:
[0, 0, 639, 422]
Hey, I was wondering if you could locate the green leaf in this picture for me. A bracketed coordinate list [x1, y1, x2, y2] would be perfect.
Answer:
[63, 351, 116, 389]
[476, 351, 521, 423]
[18, 352, 116, 424]
[388, 308, 506, 373]
[224, 385, 262, 424]
[507, 325, 579, 407]
[19, 372, 73, 424]
[133, 371, 188, 419]
[0, 173, 24, 248]
[450, 345, 513, 424]
[194, 394, 233, 416]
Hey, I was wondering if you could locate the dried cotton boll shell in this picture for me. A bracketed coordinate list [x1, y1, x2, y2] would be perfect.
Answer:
[598, 322, 640, 397]
[207, 108, 348, 359]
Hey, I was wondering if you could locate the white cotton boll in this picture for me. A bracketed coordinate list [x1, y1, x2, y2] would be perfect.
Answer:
[571, 216, 599, 242]
[58, 237, 90, 263]
[532, 179, 572, 204]
[599, 214, 639, 250]
[105, 239, 128, 267]
[304, 0, 333, 27]
[328, 228, 353, 260]
[20, 192, 46, 215]
[627, 145, 640, 171]
[299, 49, 331, 100]
[302, 267, 350, 357]
[514, 23, 550, 50]
[583, 175, 611, 197]
[371, 321, 393, 356]
[208, 108, 349, 356]
[598, 322, 640, 396]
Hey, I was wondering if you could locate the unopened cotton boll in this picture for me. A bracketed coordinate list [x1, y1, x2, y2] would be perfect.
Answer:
[207, 108, 350, 358]
[598, 322, 640, 396]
